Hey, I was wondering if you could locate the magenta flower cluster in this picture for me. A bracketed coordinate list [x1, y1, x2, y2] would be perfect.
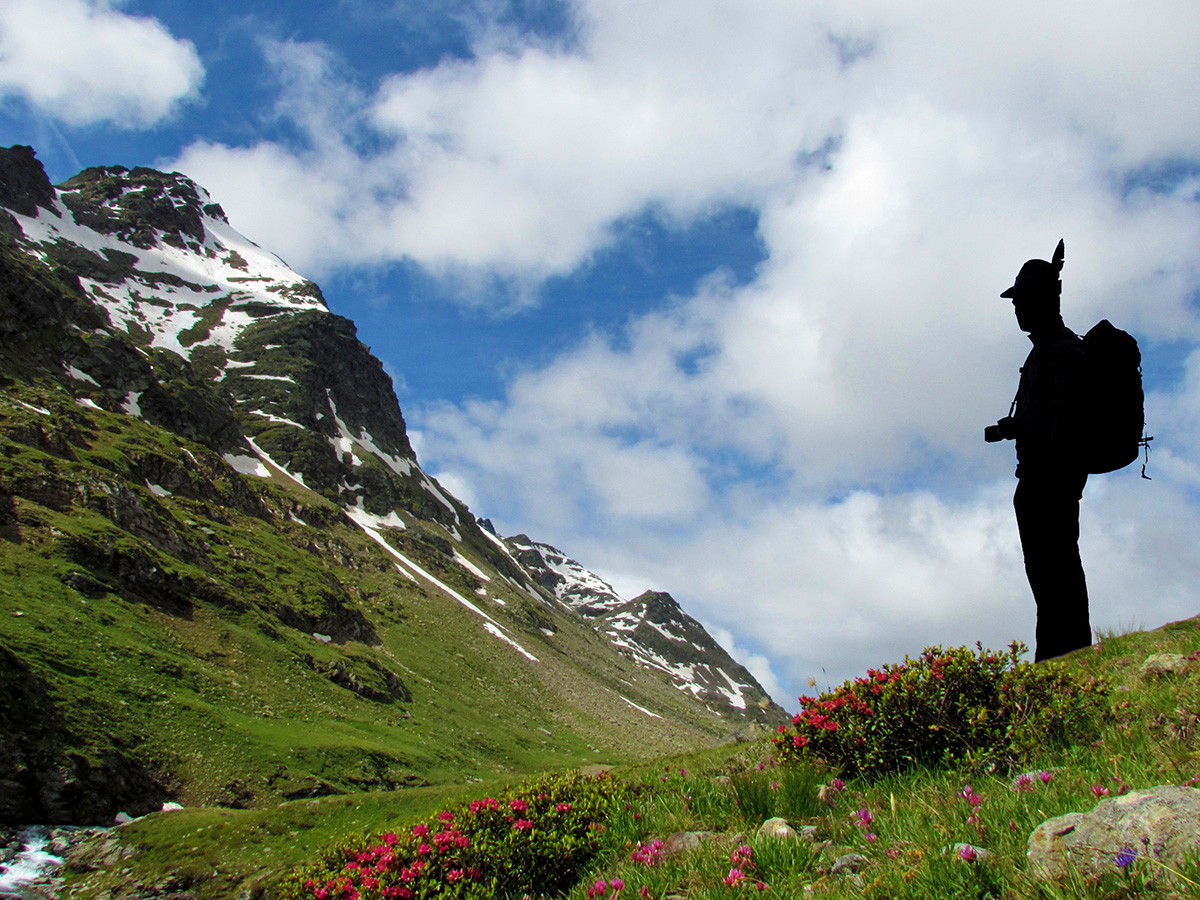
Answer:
[772, 641, 1109, 778]
[721, 844, 766, 891]
[1014, 770, 1054, 793]
[851, 806, 877, 844]
[587, 877, 625, 899]
[294, 772, 620, 900]
[959, 784, 985, 839]
[630, 839, 665, 867]
[302, 822, 481, 900]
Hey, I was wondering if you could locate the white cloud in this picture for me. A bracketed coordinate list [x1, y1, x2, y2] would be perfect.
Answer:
[0, 0, 203, 127]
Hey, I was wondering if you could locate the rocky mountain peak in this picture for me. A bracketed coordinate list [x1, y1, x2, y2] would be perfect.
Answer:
[57, 164, 221, 251]
[507, 539, 788, 726]
[637, 590, 684, 622]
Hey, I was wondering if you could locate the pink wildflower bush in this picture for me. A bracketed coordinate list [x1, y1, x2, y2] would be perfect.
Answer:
[280, 771, 625, 900]
[775, 642, 1109, 777]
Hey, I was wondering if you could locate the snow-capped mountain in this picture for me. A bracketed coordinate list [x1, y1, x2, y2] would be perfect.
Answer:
[508, 535, 782, 722]
[0, 145, 785, 823]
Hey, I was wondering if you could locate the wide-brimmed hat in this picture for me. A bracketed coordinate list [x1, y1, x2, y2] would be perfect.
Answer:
[1000, 239, 1065, 298]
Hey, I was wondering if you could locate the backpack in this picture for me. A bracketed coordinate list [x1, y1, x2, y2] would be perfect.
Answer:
[1079, 319, 1147, 475]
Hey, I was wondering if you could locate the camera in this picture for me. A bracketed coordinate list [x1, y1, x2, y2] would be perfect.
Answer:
[984, 416, 1017, 443]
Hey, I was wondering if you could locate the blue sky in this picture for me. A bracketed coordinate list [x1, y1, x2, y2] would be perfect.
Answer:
[5, 0, 1200, 709]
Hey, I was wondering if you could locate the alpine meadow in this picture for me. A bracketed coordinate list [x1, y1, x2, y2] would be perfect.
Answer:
[5, 0, 1200, 897]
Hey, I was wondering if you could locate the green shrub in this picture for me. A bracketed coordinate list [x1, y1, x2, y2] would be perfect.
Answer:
[774, 642, 1109, 778]
[278, 770, 626, 900]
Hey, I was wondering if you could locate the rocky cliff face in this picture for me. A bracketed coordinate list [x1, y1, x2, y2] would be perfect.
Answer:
[0, 146, 783, 824]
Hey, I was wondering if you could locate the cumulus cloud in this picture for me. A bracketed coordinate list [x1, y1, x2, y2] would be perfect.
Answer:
[168, 0, 1200, 702]
[0, 0, 203, 127]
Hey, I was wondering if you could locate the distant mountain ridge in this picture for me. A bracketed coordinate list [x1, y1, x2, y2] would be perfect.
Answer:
[0, 145, 786, 824]
[508, 536, 776, 718]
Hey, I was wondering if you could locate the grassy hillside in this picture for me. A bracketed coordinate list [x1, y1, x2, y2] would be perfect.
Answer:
[0, 377, 733, 824]
[55, 615, 1200, 900]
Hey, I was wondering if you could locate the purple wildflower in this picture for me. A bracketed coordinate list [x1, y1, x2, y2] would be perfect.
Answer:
[1115, 847, 1137, 869]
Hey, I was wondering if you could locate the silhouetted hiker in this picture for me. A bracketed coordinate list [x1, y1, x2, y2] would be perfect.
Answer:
[985, 240, 1092, 661]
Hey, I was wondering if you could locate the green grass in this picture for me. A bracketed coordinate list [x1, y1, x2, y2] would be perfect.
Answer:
[67, 780, 522, 900]
[80, 616, 1193, 900]
[545, 621, 1200, 900]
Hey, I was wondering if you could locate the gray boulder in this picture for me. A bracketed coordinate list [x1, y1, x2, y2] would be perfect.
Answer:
[757, 817, 799, 840]
[1137, 654, 1193, 680]
[662, 831, 715, 857]
[1028, 784, 1200, 884]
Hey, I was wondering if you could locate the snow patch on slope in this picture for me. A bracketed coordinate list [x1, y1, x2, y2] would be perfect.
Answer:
[352, 519, 537, 663]
[10, 191, 323, 366]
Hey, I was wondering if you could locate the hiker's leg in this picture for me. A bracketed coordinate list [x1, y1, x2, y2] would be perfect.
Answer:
[1015, 473, 1090, 661]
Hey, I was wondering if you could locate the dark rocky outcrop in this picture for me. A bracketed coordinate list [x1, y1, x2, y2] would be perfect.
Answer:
[57, 165, 211, 250]
[0, 647, 171, 825]
[0, 145, 60, 220]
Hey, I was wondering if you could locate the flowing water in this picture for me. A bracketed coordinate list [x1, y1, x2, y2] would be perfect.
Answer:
[0, 828, 64, 898]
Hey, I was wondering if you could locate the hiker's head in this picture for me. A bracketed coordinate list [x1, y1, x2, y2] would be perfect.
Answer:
[1002, 239, 1064, 332]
